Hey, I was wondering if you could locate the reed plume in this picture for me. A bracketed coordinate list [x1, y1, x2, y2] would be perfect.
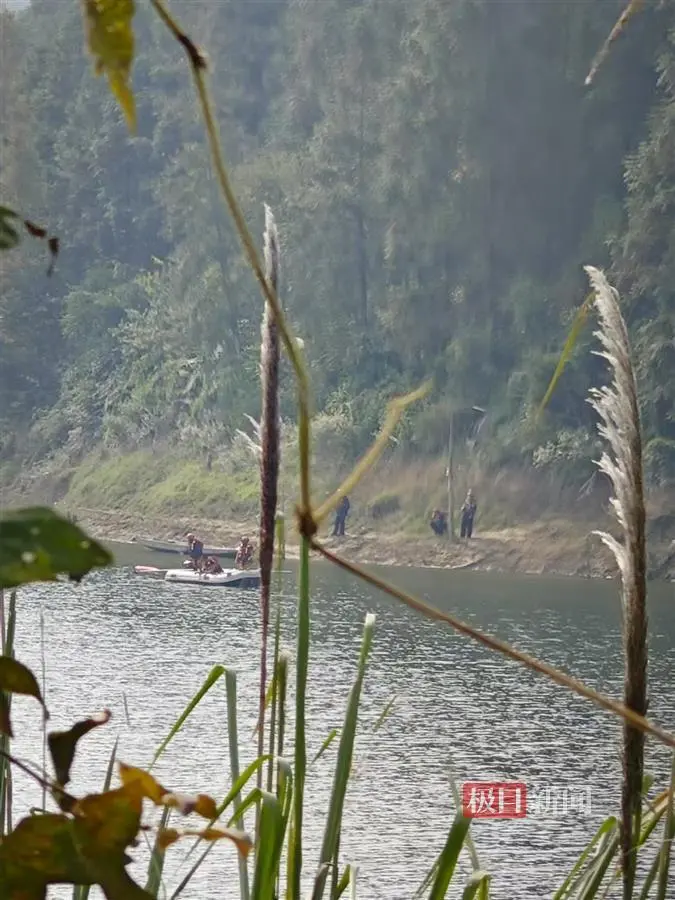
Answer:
[256, 205, 281, 822]
[585, 265, 648, 900]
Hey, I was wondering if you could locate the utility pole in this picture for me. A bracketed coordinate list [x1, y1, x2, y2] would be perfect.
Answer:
[447, 412, 455, 541]
[447, 405, 486, 542]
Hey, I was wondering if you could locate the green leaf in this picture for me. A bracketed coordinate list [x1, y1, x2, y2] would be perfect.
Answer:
[0, 656, 48, 737]
[0, 207, 19, 251]
[311, 613, 376, 900]
[150, 664, 225, 768]
[81, 0, 137, 131]
[310, 728, 340, 766]
[0, 508, 112, 590]
[251, 781, 292, 900]
[48, 710, 111, 788]
[656, 754, 675, 900]
[554, 816, 618, 899]
[372, 694, 397, 733]
[334, 865, 352, 899]
[427, 813, 472, 900]
[461, 871, 491, 900]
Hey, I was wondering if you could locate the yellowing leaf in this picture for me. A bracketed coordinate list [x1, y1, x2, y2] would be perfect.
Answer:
[191, 793, 218, 819]
[117, 764, 218, 818]
[118, 762, 167, 803]
[157, 827, 181, 850]
[157, 826, 252, 857]
[161, 791, 218, 819]
[48, 710, 111, 786]
[0, 655, 48, 737]
[81, 0, 137, 131]
[72, 785, 143, 853]
[0, 813, 92, 890]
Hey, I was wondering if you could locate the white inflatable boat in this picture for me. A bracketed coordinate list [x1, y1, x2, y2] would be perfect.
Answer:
[164, 567, 261, 589]
[133, 565, 169, 578]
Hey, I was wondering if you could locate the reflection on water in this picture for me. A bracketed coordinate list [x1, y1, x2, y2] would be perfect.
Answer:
[7, 553, 675, 899]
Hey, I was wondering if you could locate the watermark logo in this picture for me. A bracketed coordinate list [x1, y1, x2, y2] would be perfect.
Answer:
[462, 782, 527, 819]
[461, 782, 593, 819]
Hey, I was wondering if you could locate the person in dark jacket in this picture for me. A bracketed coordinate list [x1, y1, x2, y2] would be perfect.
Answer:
[430, 509, 448, 536]
[332, 495, 351, 536]
[460, 490, 477, 539]
[186, 532, 204, 569]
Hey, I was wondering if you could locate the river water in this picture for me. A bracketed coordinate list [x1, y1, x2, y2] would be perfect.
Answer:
[6, 544, 675, 899]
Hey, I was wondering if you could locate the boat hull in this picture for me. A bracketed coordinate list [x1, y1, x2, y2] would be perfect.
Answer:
[136, 538, 237, 559]
[133, 565, 168, 578]
[164, 568, 261, 589]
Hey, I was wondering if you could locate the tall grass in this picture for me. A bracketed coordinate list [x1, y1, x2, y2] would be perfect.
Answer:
[256, 205, 281, 834]
[0, 589, 17, 835]
[585, 266, 648, 899]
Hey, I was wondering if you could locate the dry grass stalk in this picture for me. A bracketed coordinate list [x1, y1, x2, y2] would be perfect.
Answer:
[585, 265, 648, 900]
[256, 205, 281, 815]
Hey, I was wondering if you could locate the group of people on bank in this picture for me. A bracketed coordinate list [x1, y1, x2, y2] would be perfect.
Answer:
[330, 488, 478, 540]
[182, 488, 477, 560]
[430, 490, 477, 539]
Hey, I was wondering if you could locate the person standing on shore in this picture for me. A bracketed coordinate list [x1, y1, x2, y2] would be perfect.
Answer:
[332, 495, 351, 537]
[460, 490, 477, 539]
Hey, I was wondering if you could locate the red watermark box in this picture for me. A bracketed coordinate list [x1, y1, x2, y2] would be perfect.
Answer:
[461, 781, 527, 818]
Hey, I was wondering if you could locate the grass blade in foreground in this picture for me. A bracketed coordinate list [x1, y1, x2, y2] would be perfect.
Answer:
[461, 871, 490, 900]
[655, 754, 675, 900]
[290, 537, 310, 899]
[226, 668, 251, 900]
[554, 817, 618, 899]
[146, 806, 171, 897]
[311, 613, 376, 900]
[0, 590, 16, 836]
[427, 813, 471, 900]
[150, 664, 225, 768]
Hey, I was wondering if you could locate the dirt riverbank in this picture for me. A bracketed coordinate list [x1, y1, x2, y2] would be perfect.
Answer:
[64, 505, 643, 580]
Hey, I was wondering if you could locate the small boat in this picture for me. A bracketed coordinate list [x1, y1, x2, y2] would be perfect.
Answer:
[133, 538, 237, 559]
[164, 568, 261, 589]
[133, 565, 168, 578]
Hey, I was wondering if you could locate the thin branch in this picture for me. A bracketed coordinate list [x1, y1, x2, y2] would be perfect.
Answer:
[310, 540, 675, 752]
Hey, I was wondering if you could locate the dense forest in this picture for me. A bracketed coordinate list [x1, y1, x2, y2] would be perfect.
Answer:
[1, 0, 675, 504]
